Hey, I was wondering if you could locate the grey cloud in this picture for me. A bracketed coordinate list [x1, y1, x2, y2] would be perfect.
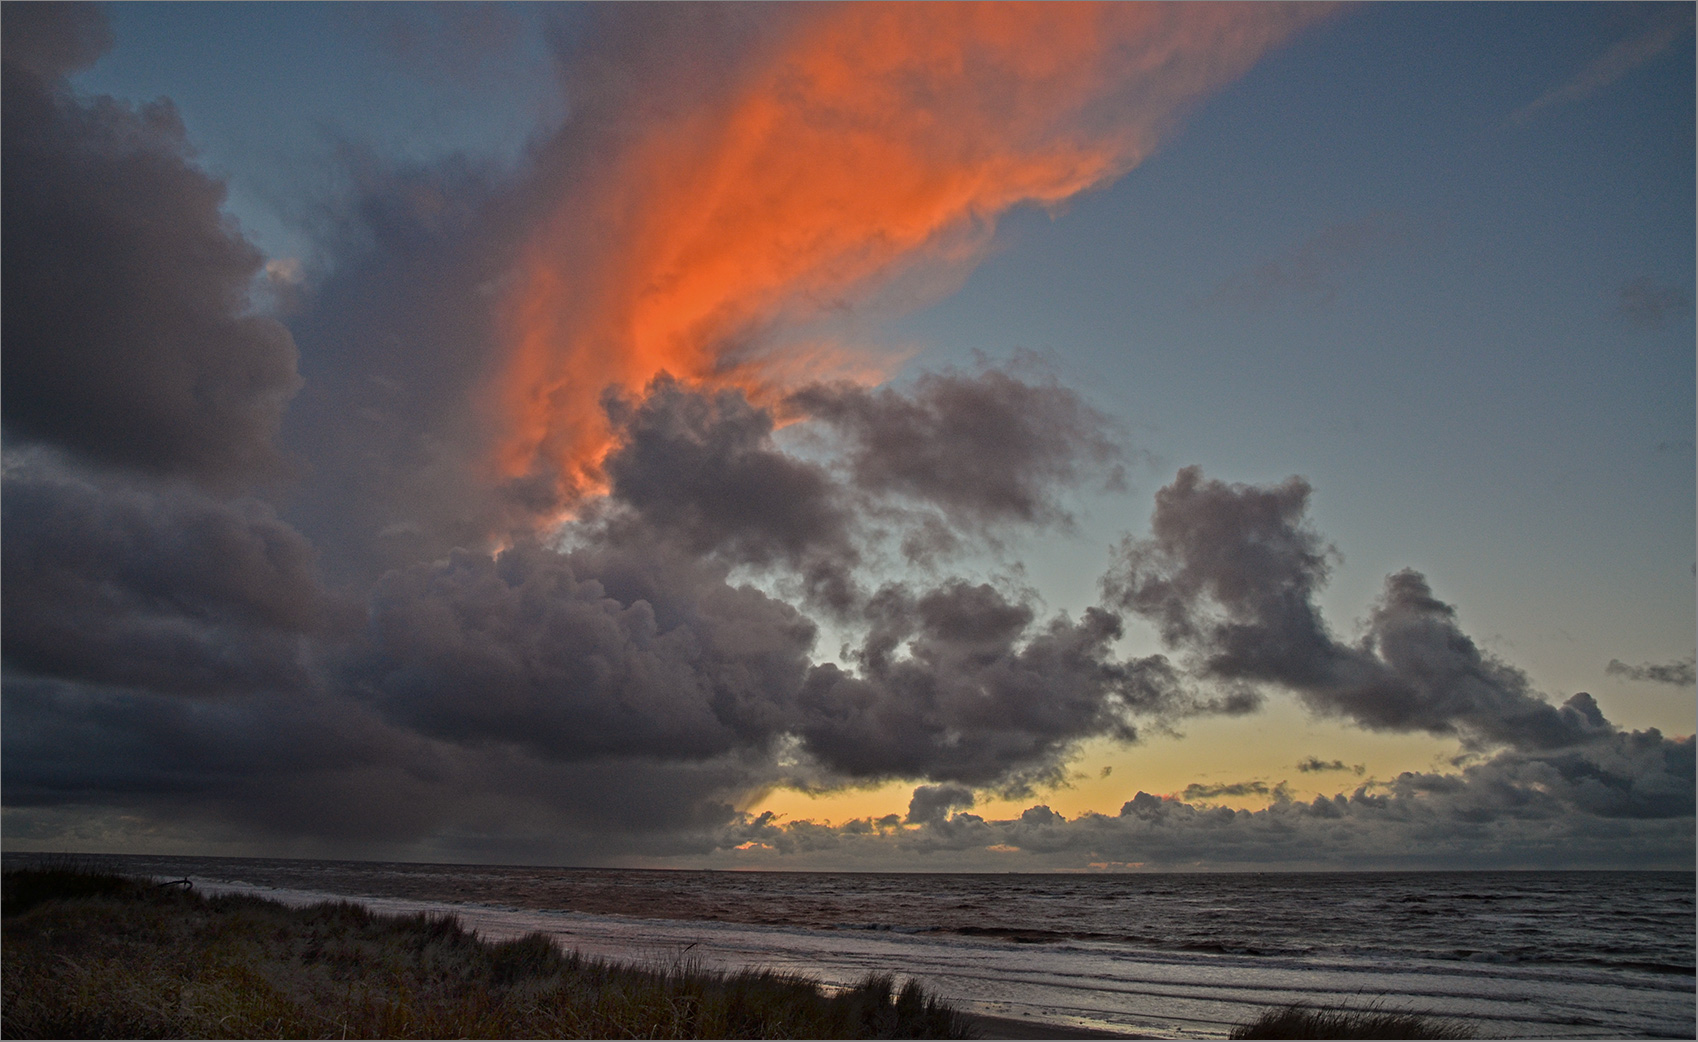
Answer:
[1297, 757, 1364, 775]
[361, 539, 817, 763]
[0, 1, 113, 80]
[0, 676, 443, 844]
[1, 672, 770, 861]
[790, 366, 1122, 539]
[602, 377, 859, 610]
[797, 580, 1186, 790]
[1606, 656, 1696, 687]
[276, 154, 543, 581]
[1397, 727, 1694, 822]
[1104, 465, 1337, 681]
[1, 455, 330, 696]
[1616, 277, 1693, 330]
[1203, 211, 1424, 310]
[1182, 780, 1282, 800]
[906, 784, 976, 825]
[361, 539, 1194, 796]
[1105, 467, 1619, 751]
[1, 7, 301, 487]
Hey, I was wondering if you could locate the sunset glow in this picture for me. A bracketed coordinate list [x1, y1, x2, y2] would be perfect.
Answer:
[492, 2, 1322, 501]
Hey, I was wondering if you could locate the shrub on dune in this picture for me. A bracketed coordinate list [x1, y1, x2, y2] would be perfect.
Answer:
[1231, 1002, 1471, 1039]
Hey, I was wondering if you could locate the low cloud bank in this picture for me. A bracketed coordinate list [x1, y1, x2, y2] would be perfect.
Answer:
[719, 729, 1694, 870]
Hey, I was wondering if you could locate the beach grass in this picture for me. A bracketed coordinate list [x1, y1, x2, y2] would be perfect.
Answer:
[1229, 1002, 1472, 1039]
[1, 866, 971, 1039]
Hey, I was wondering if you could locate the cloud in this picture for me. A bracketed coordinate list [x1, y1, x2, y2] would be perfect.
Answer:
[491, 2, 1329, 504]
[906, 784, 976, 825]
[797, 580, 1196, 791]
[1616, 276, 1694, 330]
[1, 673, 772, 859]
[1297, 757, 1364, 775]
[1, 6, 301, 486]
[789, 365, 1122, 541]
[601, 376, 860, 610]
[1510, 7, 1696, 124]
[1103, 466, 1619, 751]
[353, 510, 1201, 796]
[1202, 211, 1425, 310]
[1607, 656, 1697, 687]
[716, 730, 1694, 870]
[7, 4, 1687, 871]
[0, 1, 113, 80]
[1182, 780, 1281, 800]
[359, 538, 817, 764]
[1, 454, 331, 696]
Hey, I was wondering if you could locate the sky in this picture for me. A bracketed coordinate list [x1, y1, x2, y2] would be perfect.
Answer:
[2, 1, 1693, 871]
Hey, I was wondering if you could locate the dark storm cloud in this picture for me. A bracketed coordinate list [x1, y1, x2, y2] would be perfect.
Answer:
[790, 367, 1122, 539]
[1, 5, 301, 486]
[906, 783, 975, 825]
[796, 580, 1189, 791]
[1616, 276, 1694, 330]
[357, 533, 1190, 796]
[1104, 466, 1618, 751]
[1606, 656, 1697, 687]
[360, 539, 817, 763]
[601, 377, 860, 610]
[1, 455, 330, 696]
[0, 676, 442, 843]
[1, 672, 771, 860]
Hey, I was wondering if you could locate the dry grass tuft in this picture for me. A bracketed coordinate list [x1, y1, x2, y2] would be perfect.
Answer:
[1230, 1002, 1472, 1039]
[1, 867, 971, 1039]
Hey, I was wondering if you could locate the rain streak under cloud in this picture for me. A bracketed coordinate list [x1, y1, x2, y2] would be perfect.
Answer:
[2, 2, 1692, 870]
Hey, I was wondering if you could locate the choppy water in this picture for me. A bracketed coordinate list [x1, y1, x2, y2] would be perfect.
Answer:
[9, 854, 1692, 1038]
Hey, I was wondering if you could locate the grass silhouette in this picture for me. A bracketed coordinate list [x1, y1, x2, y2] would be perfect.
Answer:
[1231, 1002, 1472, 1039]
[2, 866, 970, 1039]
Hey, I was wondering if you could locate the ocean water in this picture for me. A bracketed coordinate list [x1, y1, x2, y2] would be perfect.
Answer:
[9, 854, 1692, 1039]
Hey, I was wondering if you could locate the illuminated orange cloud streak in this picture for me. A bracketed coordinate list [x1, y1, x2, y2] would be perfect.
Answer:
[495, 2, 1329, 502]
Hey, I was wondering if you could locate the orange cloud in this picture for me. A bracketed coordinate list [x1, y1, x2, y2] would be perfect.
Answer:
[493, 1, 1328, 504]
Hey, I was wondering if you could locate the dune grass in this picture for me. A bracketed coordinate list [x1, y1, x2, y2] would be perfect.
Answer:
[1230, 1002, 1472, 1039]
[1, 866, 971, 1039]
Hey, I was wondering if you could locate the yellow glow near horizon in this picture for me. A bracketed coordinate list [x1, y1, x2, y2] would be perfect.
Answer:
[746, 697, 1470, 825]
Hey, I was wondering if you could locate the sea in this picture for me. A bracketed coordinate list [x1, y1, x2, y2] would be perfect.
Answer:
[5, 853, 1692, 1039]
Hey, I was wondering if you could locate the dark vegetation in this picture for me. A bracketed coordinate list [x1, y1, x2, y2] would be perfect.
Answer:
[1230, 1002, 1472, 1039]
[1, 866, 970, 1039]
